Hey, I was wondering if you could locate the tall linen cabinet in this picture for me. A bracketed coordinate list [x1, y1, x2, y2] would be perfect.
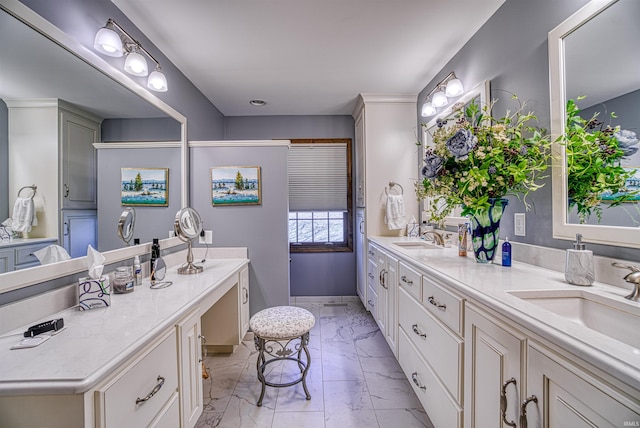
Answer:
[352, 94, 418, 309]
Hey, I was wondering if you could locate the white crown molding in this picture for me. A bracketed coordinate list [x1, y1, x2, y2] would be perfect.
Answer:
[93, 141, 181, 149]
[189, 140, 291, 148]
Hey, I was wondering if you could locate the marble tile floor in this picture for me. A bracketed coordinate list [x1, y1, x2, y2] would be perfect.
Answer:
[195, 300, 434, 428]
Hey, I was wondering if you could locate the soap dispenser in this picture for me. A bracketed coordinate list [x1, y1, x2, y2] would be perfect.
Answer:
[564, 233, 595, 286]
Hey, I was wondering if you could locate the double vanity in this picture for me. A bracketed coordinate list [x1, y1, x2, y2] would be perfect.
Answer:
[367, 236, 640, 428]
[0, 250, 250, 428]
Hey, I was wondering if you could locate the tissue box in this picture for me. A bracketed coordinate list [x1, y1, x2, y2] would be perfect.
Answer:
[78, 276, 111, 310]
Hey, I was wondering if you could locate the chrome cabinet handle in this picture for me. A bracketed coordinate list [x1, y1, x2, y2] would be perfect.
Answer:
[411, 372, 426, 390]
[64, 184, 69, 197]
[135, 376, 165, 404]
[242, 287, 249, 304]
[519, 395, 538, 428]
[500, 377, 517, 428]
[400, 275, 413, 285]
[379, 269, 387, 288]
[367, 299, 375, 307]
[64, 222, 69, 236]
[368, 250, 374, 256]
[412, 324, 426, 338]
[427, 296, 446, 310]
[368, 272, 374, 279]
[359, 221, 364, 234]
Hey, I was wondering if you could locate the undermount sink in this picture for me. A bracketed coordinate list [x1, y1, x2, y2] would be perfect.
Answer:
[507, 289, 640, 349]
[392, 241, 442, 250]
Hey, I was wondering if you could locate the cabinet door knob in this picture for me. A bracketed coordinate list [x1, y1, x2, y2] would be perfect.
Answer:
[135, 375, 165, 404]
[519, 395, 538, 428]
[412, 324, 427, 338]
[400, 275, 413, 285]
[427, 296, 446, 310]
[500, 377, 517, 428]
[411, 372, 426, 390]
[64, 184, 69, 197]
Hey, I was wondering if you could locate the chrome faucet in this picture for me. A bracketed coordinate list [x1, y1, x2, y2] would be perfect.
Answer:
[612, 262, 640, 300]
[422, 230, 445, 246]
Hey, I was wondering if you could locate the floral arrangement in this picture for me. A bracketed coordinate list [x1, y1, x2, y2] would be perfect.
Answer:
[417, 96, 552, 226]
[564, 97, 638, 223]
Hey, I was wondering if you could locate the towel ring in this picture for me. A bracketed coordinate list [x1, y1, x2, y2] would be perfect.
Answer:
[385, 181, 403, 195]
[18, 184, 37, 199]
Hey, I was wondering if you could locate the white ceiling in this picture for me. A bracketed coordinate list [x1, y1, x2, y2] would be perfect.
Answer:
[111, 0, 506, 116]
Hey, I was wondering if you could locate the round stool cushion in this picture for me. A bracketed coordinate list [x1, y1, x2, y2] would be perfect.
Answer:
[250, 306, 315, 339]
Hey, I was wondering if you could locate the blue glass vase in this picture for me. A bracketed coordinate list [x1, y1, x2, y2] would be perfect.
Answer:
[467, 198, 509, 263]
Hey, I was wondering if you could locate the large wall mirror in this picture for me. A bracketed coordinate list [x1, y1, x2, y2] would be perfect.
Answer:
[0, 0, 187, 292]
[549, 0, 640, 249]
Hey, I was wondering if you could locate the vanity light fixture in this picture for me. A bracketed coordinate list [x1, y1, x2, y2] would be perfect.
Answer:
[93, 19, 168, 92]
[421, 71, 464, 117]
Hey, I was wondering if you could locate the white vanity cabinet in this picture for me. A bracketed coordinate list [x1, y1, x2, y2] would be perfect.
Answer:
[524, 344, 640, 428]
[398, 272, 464, 427]
[177, 309, 203, 428]
[0, 238, 58, 273]
[95, 329, 180, 428]
[464, 302, 526, 428]
[374, 245, 398, 356]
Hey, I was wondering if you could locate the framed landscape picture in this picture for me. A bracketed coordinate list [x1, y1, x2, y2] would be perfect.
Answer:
[121, 168, 169, 207]
[211, 166, 261, 206]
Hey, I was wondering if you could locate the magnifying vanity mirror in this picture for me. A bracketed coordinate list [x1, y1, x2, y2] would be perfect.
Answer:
[549, 0, 640, 249]
[117, 208, 136, 245]
[174, 207, 204, 275]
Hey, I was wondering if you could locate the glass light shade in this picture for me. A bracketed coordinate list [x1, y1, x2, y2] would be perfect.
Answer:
[431, 90, 448, 108]
[445, 78, 464, 97]
[93, 27, 123, 57]
[147, 70, 168, 92]
[421, 102, 436, 117]
[124, 51, 149, 76]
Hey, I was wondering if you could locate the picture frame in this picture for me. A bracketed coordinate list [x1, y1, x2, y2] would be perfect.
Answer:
[121, 168, 169, 207]
[211, 166, 262, 206]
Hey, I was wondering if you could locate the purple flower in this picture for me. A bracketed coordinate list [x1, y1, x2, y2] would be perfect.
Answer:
[488, 165, 497, 175]
[446, 129, 477, 160]
[519, 146, 529, 156]
[422, 153, 445, 179]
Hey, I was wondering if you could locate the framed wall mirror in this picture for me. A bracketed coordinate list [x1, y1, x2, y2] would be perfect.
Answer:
[549, 0, 640, 249]
[421, 80, 490, 227]
[0, 0, 187, 291]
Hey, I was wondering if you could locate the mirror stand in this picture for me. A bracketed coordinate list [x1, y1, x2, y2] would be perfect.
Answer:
[177, 240, 203, 275]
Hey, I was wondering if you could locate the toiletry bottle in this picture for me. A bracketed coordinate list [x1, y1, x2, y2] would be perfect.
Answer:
[564, 233, 595, 286]
[502, 237, 512, 267]
[133, 255, 142, 286]
[150, 238, 160, 283]
[458, 223, 468, 257]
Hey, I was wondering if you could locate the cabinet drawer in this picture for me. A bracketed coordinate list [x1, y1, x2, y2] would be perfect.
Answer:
[15, 243, 51, 265]
[97, 330, 178, 428]
[422, 275, 464, 335]
[398, 329, 462, 428]
[398, 261, 421, 301]
[367, 283, 378, 318]
[399, 288, 462, 402]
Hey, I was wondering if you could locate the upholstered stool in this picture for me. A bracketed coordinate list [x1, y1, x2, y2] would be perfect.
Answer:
[249, 306, 315, 406]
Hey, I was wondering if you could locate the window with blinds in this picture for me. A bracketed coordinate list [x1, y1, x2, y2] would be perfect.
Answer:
[288, 139, 353, 252]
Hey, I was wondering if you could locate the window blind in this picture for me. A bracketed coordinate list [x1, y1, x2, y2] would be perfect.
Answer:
[288, 142, 347, 211]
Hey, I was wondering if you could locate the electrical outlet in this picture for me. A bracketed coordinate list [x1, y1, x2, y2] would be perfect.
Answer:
[514, 213, 526, 236]
[199, 230, 213, 245]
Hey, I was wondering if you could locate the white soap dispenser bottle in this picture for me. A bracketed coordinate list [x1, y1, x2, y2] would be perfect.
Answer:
[564, 233, 595, 286]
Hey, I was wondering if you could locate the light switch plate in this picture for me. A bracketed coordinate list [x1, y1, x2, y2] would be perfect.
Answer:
[514, 213, 526, 236]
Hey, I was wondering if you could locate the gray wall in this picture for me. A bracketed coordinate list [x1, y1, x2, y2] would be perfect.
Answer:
[224, 115, 357, 297]
[417, 0, 640, 261]
[97, 147, 182, 252]
[0, 100, 7, 221]
[102, 117, 182, 142]
[190, 145, 290, 315]
[19, 0, 225, 141]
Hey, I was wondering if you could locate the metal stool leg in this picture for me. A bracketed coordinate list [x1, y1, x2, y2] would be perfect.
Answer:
[300, 333, 311, 400]
[255, 336, 267, 407]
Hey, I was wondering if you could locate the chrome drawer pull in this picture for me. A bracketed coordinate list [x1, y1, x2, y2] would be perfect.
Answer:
[368, 273, 374, 279]
[411, 372, 426, 390]
[242, 287, 249, 304]
[368, 299, 375, 307]
[519, 395, 538, 428]
[400, 275, 413, 285]
[412, 324, 427, 338]
[135, 375, 165, 404]
[500, 377, 517, 428]
[427, 296, 446, 310]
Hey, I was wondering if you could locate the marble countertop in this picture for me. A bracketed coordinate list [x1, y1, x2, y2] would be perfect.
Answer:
[369, 236, 640, 392]
[0, 237, 57, 249]
[0, 257, 248, 396]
